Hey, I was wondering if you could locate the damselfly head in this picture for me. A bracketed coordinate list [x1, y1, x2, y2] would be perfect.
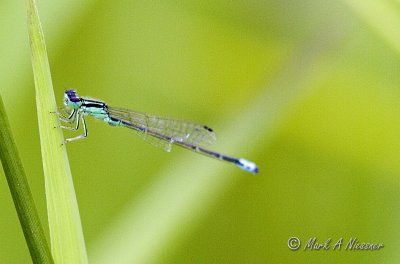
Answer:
[64, 89, 81, 109]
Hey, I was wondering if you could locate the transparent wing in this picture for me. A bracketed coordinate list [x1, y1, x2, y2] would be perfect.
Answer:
[108, 107, 217, 152]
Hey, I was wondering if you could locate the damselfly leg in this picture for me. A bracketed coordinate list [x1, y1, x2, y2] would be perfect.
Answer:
[58, 110, 88, 143]
[55, 107, 77, 124]
[64, 114, 87, 143]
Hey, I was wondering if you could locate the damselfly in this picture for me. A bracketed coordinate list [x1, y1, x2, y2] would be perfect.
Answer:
[57, 89, 258, 173]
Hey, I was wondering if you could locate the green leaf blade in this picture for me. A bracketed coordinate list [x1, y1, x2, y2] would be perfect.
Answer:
[0, 95, 54, 263]
[27, 0, 88, 263]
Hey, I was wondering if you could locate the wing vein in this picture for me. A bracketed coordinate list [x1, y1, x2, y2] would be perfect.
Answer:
[108, 107, 216, 152]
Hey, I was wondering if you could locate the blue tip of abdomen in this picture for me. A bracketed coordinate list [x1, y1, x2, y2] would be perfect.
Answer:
[237, 158, 259, 174]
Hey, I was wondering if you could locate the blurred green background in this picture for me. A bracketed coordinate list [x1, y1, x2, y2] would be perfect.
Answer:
[1, 0, 399, 263]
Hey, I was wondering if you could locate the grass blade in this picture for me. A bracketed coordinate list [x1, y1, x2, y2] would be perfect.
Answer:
[0, 94, 54, 263]
[27, 0, 88, 262]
